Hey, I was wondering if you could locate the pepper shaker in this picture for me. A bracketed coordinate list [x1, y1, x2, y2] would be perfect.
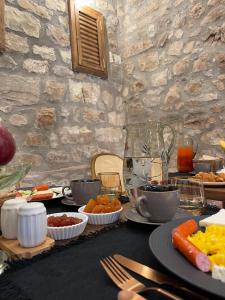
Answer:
[18, 202, 47, 248]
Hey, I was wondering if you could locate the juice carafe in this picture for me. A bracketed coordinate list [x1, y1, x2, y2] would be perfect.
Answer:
[177, 134, 196, 173]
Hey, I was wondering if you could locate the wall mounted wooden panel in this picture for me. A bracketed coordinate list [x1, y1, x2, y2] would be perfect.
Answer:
[0, 0, 5, 50]
[68, 0, 108, 79]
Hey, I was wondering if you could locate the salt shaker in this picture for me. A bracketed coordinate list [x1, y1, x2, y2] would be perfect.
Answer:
[17, 202, 47, 248]
[1, 198, 27, 239]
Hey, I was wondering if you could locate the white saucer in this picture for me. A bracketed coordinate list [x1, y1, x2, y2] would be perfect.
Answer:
[125, 207, 192, 225]
[61, 199, 82, 206]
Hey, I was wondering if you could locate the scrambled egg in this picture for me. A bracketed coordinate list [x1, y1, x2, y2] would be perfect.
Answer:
[188, 225, 225, 269]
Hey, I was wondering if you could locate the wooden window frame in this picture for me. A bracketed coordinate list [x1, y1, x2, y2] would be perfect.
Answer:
[0, 0, 5, 51]
[68, 0, 108, 79]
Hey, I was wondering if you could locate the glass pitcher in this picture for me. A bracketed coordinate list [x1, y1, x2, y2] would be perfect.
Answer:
[123, 121, 175, 205]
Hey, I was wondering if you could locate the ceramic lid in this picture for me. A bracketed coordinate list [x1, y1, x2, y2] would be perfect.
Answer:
[18, 202, 46, 216]
[1, 198, 27, 210]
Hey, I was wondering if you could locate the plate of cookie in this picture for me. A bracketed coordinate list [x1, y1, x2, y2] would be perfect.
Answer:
[193, 172, 225, 186]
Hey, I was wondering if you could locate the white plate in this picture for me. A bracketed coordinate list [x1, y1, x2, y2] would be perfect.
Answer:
[149, 216, 225, 298]
[191, 179, 225, 186]
[125, 207, 161, 225]
[125, 207, 192, 225]
[28, 192, 62, 202]
[202, 181, 225, 186]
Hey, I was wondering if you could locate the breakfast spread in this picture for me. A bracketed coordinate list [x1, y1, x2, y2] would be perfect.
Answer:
[172, 212, 225, 283]
[84, 194, 122, 213]
[194, 172, 225, 182]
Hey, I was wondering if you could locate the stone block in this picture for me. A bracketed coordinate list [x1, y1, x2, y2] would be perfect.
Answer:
[25, 132, 43, 146]
[33, 45, 56, 61]
[151, 70, 168, 87]
[9, 114, 27, 126]
[5, 6, 41, 38]
[18, 0, 52, 20]
[0, 75, 40, 105]
[45, 80, 65, 101]
[37, 108, 56, 128]
[5, 32, 29, 53]
[23, 59, 48, 74]
[47, 24, 69, 47]
[0, 54, 17, 70]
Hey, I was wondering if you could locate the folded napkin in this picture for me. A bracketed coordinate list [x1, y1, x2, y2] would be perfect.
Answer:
[199, 209, 225, 227]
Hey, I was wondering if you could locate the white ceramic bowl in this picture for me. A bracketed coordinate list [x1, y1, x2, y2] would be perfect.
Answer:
[47, 212, 88, 240]
[78, 205, 123, 225]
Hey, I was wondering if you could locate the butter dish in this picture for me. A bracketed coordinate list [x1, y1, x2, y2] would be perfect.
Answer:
[199, 209, 225, 227]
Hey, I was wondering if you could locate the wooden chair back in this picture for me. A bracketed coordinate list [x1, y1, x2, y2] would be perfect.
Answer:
[90, 153, 125, 192]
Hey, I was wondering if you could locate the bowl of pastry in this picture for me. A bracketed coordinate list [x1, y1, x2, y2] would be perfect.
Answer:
[78, 194, 123, 225]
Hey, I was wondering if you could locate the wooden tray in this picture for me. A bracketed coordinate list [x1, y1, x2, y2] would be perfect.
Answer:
[0, 236, 55, 259]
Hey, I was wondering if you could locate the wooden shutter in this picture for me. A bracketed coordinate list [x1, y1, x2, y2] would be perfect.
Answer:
[68, 1, 108, 79]
[0, 0, 5, 51]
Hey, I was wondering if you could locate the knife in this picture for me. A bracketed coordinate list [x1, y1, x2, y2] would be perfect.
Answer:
[114, 254, 209, 300]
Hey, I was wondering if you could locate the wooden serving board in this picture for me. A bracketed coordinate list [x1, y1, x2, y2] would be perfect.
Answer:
[0, 236, 55, 259]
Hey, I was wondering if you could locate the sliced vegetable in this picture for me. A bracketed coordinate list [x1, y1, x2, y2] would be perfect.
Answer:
[33, 184, 49, 191]
[16, 191, 22, 197]
[172, 231, 210, 272]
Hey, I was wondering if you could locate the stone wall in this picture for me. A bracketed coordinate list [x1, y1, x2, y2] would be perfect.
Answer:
[0, 0, 124, 185]
[117, 0, 225, 169]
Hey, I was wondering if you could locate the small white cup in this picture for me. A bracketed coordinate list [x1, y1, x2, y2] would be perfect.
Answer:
[18, 202, 47, 248]
[1, 198, 27, 239]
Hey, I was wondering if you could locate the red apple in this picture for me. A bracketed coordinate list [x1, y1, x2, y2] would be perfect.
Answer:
[0, 124, 16, 165]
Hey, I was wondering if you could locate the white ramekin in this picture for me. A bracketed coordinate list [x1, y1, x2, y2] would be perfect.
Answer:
[78, 206, 123, 225]
[47, 212, 88, 240]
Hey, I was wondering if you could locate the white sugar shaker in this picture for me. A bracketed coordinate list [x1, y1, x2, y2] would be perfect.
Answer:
[1, 198, 27, 239]
[18, 202, 47, 248]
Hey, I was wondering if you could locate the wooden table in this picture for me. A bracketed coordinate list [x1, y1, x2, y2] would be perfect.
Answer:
[204, 187, 225, 208]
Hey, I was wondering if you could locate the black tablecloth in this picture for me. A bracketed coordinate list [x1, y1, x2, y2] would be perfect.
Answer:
[0, 201, 223, 300]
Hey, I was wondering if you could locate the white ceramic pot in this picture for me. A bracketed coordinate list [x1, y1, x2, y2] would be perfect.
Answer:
[1, 198, 27, 239]
[18, 202, 47, 248]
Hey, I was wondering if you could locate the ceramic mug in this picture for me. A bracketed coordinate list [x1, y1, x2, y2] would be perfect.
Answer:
[136, 185, 180, 223]
[62, 179, 101, 206]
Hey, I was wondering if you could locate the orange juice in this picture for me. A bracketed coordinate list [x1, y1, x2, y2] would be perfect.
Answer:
[177, 146, 194, 173]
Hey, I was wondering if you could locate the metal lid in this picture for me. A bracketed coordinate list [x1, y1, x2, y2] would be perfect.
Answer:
[18, 202, 46, 216]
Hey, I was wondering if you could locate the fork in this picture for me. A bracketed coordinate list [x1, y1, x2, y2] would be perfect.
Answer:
[100, 256, 183, 300]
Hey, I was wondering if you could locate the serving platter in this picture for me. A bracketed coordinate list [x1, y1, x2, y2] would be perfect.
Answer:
[18, 186, 67, 202]
[149, 216, 225, 298]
